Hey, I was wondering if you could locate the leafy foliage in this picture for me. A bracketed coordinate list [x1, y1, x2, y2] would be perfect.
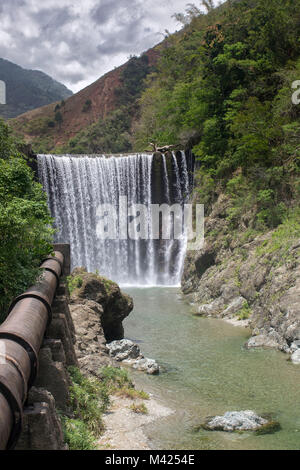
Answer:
[135, 0, 300, 230]
[58, 108, 132, 154]
[0, 120, 53, 321]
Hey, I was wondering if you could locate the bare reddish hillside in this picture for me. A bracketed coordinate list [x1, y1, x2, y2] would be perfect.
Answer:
[11, 46, 160, 149]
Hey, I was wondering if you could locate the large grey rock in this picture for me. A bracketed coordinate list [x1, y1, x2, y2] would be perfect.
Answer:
[197, 298, 224, 316]
[132, 358, 159, 375]
[290, 340, 300, 353]
[222, 296, 246, 317]
[107, 339, 160, 375]
[204, 411, 268, 432]
[107, 339, 140, 361]
[245, 330, 287, 350]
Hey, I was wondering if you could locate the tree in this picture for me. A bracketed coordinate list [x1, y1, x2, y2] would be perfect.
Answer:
[55, 111, 63, 129]
[0, 120, 53, 321]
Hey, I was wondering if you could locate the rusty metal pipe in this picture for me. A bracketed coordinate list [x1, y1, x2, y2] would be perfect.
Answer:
[0, 252, 64, 449]
[0, 394, 13, 450]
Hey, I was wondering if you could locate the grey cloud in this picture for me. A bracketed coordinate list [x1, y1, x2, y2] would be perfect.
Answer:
[0, 0, 203, 92]
[34, 7, 75, 32]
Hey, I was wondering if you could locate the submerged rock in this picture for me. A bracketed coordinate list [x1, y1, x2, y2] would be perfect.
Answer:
[107, 339, 159, 375]
[291, 349, 300, 364]
[203, 411, 271, 433]
[133, 358, 160, 375]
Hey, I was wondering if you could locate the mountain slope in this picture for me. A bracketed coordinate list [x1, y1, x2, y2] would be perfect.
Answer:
[10, 47, 160, 153]
[0, 58, 73, 119]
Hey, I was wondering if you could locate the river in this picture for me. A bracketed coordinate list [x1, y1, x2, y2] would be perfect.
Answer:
[123, 287, 300, 450]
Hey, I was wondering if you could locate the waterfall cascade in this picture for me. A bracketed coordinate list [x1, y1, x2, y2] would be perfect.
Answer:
[38, 152, 193, 286]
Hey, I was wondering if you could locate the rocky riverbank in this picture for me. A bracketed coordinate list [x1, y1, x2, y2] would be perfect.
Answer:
[182, 194, 300, 359]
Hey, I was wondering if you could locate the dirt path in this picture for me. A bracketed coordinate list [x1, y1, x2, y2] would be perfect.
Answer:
[98, 394, 172, 450]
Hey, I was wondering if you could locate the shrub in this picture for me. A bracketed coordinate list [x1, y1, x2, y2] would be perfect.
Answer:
[68, 366, 109, 435]
[82, 99, 92, 113]
[67, 275, 83, 295]
[61, 418, 96, 450]
[0, 120, 53, 321]
[130, 403, 148, 414]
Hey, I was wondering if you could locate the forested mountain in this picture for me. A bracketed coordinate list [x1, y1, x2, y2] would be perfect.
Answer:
[10, 48, 160, 153]
[0, 58, 73, 119]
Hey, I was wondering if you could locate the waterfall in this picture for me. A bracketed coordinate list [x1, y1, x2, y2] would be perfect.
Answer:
[38, 153, 191, 286]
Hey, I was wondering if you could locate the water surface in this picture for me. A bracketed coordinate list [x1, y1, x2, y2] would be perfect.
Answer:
[123, 287, 300, 450]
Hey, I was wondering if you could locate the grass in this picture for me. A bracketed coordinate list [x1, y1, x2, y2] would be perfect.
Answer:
[256, 208, 300, 260]
[130, 403, 148, 414]
[99, 366, 149, 400]
[62, 418, 96, 450]
[236, 301, 252, 321]
[61, 366, 110, 450]
[61, 363, 150, 449]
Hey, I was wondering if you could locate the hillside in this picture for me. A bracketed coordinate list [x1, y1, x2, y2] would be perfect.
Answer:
[10, 47, 160, 153]
[0, 58, 73, 119]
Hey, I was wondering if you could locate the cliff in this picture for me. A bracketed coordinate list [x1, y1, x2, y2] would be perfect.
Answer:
[182, 193, 300, 358]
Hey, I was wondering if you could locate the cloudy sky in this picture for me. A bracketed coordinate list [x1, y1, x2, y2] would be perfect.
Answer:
[0, 0, 204, 93]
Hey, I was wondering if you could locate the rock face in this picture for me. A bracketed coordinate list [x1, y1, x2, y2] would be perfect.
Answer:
[107, 339, 160, 375]
[203, 411, 268, 432]
[69, 268, 133, 342]
[182, 193, 300, 355]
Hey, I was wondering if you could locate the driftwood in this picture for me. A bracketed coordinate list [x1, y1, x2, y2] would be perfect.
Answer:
[148, 142, 179, 153]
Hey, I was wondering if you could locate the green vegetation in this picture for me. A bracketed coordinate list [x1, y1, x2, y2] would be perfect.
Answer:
[256, 208, 300, 259]
[58, 108, 132, 154]
[67, 274, 83, 295]
[255, 420, 281, 436]
[134, 0, 300, 233]
[236, 301, 252, 321]
[130, 403, 148, 414]
[99, 366, 149, 399]
[54, 110, 63, 129]
[0, 120, 53, 321]
[62, 418, 96, 450]
[61, 366, 109, 450]
[62, 366, 148, 450]
[82, 99, 92, 113]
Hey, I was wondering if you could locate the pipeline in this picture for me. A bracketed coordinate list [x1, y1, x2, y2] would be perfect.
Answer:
[0, 251, 64, 450]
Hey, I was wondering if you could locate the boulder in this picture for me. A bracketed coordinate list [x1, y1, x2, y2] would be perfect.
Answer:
[69, 268, 133, 341]
[203, 411, 268, 432]
[132, 358, 160, 375]
[107, 339, 140, 361]
[246, 332, 283, 350]
[107, 339, 160, 375]
[221, 296, 247, 317]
